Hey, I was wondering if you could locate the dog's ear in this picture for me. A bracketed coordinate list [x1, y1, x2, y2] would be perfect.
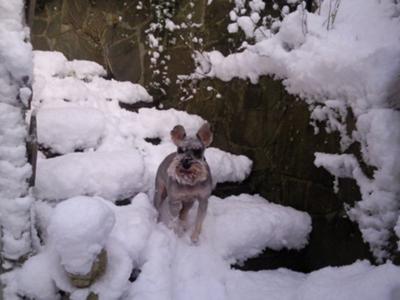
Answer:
[171, 125, 186, 146]
[197, 123, 213, 147]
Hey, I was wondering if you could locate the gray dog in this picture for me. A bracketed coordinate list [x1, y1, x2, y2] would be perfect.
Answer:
[154, 123, 213, 243]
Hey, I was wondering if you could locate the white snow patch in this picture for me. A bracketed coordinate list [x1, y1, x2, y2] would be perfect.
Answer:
[205, 194, 311, 262]
[37, 107, 106, 154]
[33, 51, 152, 105]
[35, 151, 147, 202]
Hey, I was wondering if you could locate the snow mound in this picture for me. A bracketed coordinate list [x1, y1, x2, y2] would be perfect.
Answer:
[37, 107, 106, 154]
[205, 148, 252, 184]
[132, 107, 205, 140]
[47, 196, 116, 275]
[110, 193, 157, 262]
[35, 151, 147, 202]
[34, 50, 107, 80]
[33, 51, 153, 105]
[206, 194, 311, 262]
[226, 261, 400, 300]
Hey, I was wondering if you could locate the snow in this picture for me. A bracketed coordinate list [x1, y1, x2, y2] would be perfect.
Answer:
[314, 108, 400, 260]
[226, 261, 400, 300]
[5, 193, 399, 300]
[0, 0, 33, 263]
[33, 51, 152, 105]
[37, 107, 106, 154]
[195, 0, 400, 113]
[3, 192, 312, 300]
[249, 0, 265, 12]
[204, 194, 311, 262]
[47, 196, 116, 275]
[35, 151, 147, 202]
[193, 0, 400, 261]
[237, 16, 256, 38]
[33, 50, 106, 80]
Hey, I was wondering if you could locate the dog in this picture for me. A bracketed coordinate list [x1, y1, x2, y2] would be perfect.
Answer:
[154, 123, 213, 243]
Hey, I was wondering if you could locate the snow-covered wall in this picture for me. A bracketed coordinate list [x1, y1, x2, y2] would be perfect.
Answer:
[29, 0, 400, 265]
[29, 0, 378, 268]
[191, 0, 400, 262]
[0, 0, 33, 264]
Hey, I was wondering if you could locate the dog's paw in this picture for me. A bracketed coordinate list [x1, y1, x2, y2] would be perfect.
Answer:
[180, 220, 190, 232]
[175, 226, 185, 237]
[190, 233, 200, 245]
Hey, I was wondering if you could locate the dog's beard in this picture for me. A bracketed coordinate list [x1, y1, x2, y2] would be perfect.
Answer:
[167, 159, 208, 185]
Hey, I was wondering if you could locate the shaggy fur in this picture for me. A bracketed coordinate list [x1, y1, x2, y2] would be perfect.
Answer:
[154, 123, 213, 243]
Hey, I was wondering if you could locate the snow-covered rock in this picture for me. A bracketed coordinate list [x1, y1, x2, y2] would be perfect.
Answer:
[206, 194, 311, 262]
[33, 50, 153, 105]
[47, 196, 116, 275]
[36, 151, 147, 202]
[37, 107, 106, 154]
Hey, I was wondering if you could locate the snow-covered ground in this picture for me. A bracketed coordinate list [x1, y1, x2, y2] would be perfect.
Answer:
[3, 193, 400, 300]
[192, 0, 400, 262]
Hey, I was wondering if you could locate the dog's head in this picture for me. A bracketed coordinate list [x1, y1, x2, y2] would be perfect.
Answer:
[167, 123, 213, 185]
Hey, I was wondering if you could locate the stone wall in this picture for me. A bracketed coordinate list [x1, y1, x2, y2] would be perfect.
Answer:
[31, 0, 371, 271]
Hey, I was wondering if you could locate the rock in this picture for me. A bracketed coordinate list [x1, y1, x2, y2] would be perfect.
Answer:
[31, 18, 47, 35]
[67, 249, 107, 289]
[106, 35, 142, 82]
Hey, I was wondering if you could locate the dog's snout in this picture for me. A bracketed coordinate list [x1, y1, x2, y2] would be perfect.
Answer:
[182, 159, 191, 169]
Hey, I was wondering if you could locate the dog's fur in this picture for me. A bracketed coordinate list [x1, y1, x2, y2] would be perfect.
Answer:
[154, 123, 213, 243]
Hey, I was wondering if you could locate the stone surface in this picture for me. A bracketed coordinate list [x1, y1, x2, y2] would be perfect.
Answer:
[107, 36, 142, 82]
[31, 0, 371, 271]
[67, 249, 107, 288]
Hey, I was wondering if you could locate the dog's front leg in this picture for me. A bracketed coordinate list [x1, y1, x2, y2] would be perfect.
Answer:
[179, 201, 194, 232]
[168, 199, 184, 236]
[191, 198, 208, 244]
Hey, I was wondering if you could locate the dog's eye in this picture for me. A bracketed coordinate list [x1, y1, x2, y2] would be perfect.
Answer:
[177, 147, 184, 154]
[192, 149, 203, 159]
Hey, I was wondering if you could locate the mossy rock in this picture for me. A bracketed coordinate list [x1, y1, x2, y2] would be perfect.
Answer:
[67, 249, 107, 289]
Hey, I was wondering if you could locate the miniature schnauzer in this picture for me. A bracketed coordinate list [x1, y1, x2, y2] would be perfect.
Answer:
[154, 123, 213, 243]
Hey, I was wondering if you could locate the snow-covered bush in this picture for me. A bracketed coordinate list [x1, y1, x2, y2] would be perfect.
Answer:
[0, 0, 33, 265]
[187, 0, 400, 262]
